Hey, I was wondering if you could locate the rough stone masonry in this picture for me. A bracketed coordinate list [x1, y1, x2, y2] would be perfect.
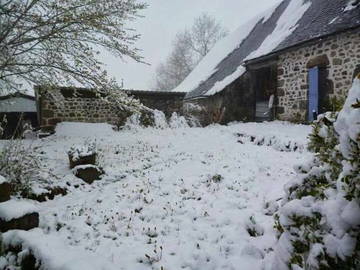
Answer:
[36, 86, 185, 128]
[277, 30, 360, 121]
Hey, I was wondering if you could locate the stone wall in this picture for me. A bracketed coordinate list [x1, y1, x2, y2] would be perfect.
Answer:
[127, 90, 185, 117]
[36, 87, 185, 128]
[276, 30, 360, 121]
[36, 87, 123, 127]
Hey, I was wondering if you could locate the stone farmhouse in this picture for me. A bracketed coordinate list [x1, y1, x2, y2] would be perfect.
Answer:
[34, 0, 359, 129]
[175, 0, 360, 125]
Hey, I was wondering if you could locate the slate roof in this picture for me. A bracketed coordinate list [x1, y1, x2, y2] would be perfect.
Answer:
[185, 0, 360, 99]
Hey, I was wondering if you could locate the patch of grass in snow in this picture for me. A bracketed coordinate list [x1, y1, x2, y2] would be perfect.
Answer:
[137, 244, 163, 266]
[0, 121, 312, 270]
[211, 174, 223, 183]
[245, 216, 264, 237]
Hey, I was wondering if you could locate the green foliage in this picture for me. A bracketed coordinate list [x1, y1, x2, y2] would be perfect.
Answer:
[307, 113, 343, 180]
[211, 174, 223, 183]
[246, 216, 264, 237]
[274, 214, 284, 236]
[273, 90, 360, 269]
[139, 111, 156, 127]
[103, 90, 155, 129]
[328, 96, 346, 112]
[293, 112, 305, 124]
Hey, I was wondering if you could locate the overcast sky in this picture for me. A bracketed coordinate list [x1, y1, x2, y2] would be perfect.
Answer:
[100, 0, 281, 90]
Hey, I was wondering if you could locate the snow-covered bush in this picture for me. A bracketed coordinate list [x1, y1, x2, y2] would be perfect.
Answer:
[271, 76, 360, 270]
[121, 112, 155, 130]
[104, 90, 157, 129]
[122, 110, 190, 130]
[169, 112, 191, 128]
[0, 140, 47, 196]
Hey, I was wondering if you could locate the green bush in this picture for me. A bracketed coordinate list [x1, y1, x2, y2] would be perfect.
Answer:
[271, 78, 360, 270]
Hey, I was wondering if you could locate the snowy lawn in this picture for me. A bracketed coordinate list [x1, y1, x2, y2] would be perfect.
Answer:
[2, 121, 312, 270]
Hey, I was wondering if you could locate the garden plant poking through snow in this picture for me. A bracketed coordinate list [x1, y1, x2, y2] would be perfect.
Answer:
[270, 76, 360, 270]
[2, 80, 358, 269]
[0, 119, 311, 270]
[0, 140, 49, 197]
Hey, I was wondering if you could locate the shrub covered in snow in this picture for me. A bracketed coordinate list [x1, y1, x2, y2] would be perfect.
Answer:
[123, 110, 191, 130]
[271, 77, 360, 270]
[0, 141, 48, 196]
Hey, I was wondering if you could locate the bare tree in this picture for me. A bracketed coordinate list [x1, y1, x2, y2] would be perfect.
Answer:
[154, 32, 194, 91]
[0, 0, 147, 93]
[186, 13, 228, 61]
[153, 13, 228, 91]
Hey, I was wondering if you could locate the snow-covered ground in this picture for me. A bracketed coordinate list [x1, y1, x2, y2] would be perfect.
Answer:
[1, 121, 312, 270]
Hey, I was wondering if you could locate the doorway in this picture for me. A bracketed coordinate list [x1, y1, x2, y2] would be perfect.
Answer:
[308, 66, 328, 121]
[308, 66, 319, 121]
[254, 65, 277, 122]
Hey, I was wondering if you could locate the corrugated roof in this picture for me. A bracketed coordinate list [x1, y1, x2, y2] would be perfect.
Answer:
[185, 0, 360, 99]
[0, 92, 35, 101]
[0, 96, 36, 112]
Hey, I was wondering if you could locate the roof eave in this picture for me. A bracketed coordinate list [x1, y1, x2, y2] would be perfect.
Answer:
[0, 92, 35, 101]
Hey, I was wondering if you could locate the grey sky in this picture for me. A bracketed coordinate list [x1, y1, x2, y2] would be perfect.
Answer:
[100, 0, 281, 90]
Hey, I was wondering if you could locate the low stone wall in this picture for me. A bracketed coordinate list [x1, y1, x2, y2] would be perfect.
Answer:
[126, 90, 185, 117]
[36, 87, 122, 127]
[36, 87, 186, 128]
[277, 30, 360, 121]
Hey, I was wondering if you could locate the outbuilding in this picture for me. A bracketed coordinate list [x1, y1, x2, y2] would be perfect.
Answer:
[0, 93, 38, 138]
[175, 0, 360, 125]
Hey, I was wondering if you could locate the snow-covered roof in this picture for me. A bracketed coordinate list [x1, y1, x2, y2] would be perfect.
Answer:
[0, 92, 36, 113]
[174, 0, 360, 99]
